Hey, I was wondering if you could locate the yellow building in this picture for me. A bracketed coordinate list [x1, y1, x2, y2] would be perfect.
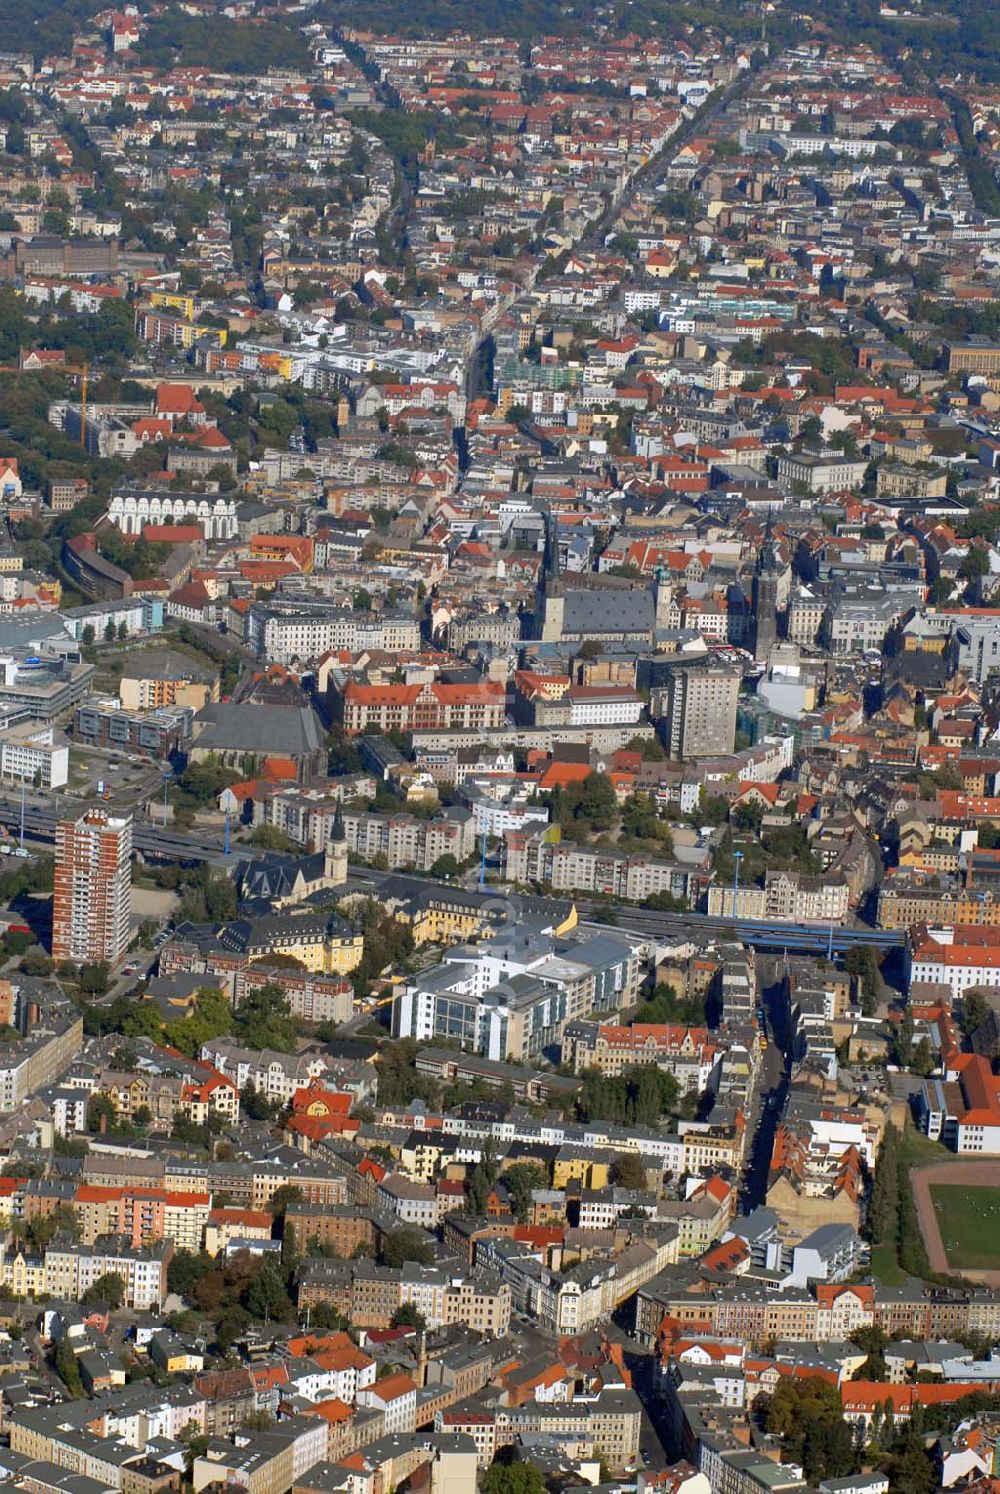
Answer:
[552, 1148, 612, 1191]
[119, 674, 218, 712]
[9, 1404, 52, 1459]
[150, 1336, 202, 1374]
[204, 1211, 273, 1258]
[148, 289, 199, 321]
[400, 1134, 445, 1182]
[383, 889, 492, 948]
[947, 340, 1000, 375]
[229, 912, 363, 975]
[682, 1123, 745, 1174]
[383, 887, 577, 949]
[4, 1248, 45, 1300]
[877, 883, 1000, 928]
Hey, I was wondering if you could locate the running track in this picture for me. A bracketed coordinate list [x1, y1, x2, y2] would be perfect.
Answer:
[911, 1160, 1000, 1284]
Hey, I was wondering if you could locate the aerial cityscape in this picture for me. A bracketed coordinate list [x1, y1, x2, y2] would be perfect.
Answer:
[3, 1, 1000, 1493]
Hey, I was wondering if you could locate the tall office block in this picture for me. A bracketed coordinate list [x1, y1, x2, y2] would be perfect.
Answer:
[655, 664, 740, 761]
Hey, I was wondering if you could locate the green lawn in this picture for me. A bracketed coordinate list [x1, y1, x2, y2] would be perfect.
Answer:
[930, 1184, 1000, 1270]
[869, 1242, 906, 1286]
[897, 1124, 951, 1168]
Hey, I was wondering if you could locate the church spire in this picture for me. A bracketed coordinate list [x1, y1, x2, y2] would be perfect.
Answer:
[757, 514, 780, 574]
[544, 507, 560, 583]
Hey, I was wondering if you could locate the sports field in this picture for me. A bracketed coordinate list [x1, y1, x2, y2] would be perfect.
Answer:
[929, 1183, 1000, 1270]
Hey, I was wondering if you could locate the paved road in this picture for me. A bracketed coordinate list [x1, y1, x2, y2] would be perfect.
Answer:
[0, 799, 270, 866]
[604, 1323, 674, 1464]
[24, 1325, 68, 1399]
[740, 959, 791, 1211]
[577, 75, 749, 251]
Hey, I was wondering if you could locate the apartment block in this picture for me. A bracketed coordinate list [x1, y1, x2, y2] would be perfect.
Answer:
[563, 1020, 718, 1091]
[40, 1236, 170, 1310]
[0, 1009, 83, 1112]
[52, 808, 132, 966]
[651, 664, 740, 761]
[503, 827, 706, 905]
[283, 1203, 372, 1259]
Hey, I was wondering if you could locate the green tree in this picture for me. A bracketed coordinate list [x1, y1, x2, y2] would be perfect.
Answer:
[241, 1081, 281, 1121]
[961, 989, 991, 1036]
[381, 1226, 434, 1268]
[233, 981, 298, 1052]
[864, 1126, 899, 1246]
[391, 1301, 427, 1329]
[575, 1064, 680, 1127]
[243, 1257, 293, 1322]
[482, 1463, 547, 1494]
[122, 1001, 164, 1041]
[579, 771, 616, 831]
[54, 1337, 83, 1396]
[886, 1426, 936, 1493]
[503, 1162, 548, 1222]
[87, 1093, 118, 1134]
[845, 945, 881, 1017]
[215, 1305, 251, 1352]
[698, 793, 731, 826]
[178, 1421, 210, 1471]
[912, 1036, 935, 1077]
[765, 1379, 858, 1484]
[610, 1151, 648, 1190]
[466, 1141, 498, 1215]
[280, 1219, 299, 1281]
[2, 929, 32, 958]
[893, 1010, 915, 1069]
[268, 1184, 304, 1216]
[960, 547, 990, 580]
[20, 947, 53, 976]
[311, 1302, 350, 1331]
[164, 986, 232, 1058]
[78, 961, 110, 996]
[82, 1271, 125, 1308]
[247, 826, 298, 852]
[168, 1248, 212, 1298]
[374, 1039, 439, 1108]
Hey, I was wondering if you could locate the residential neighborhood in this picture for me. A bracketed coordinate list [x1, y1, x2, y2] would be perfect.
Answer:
[3, 2, 1000, 1494]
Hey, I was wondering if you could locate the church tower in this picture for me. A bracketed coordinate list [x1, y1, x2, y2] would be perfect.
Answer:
[654, 565, 674, 631]
[324, 803, 348, 889]
[751, 518, 781, 662]
[538, 509, 565, 642]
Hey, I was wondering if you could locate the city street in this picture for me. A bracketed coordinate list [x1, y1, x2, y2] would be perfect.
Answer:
[741, 958, 792, 1212]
